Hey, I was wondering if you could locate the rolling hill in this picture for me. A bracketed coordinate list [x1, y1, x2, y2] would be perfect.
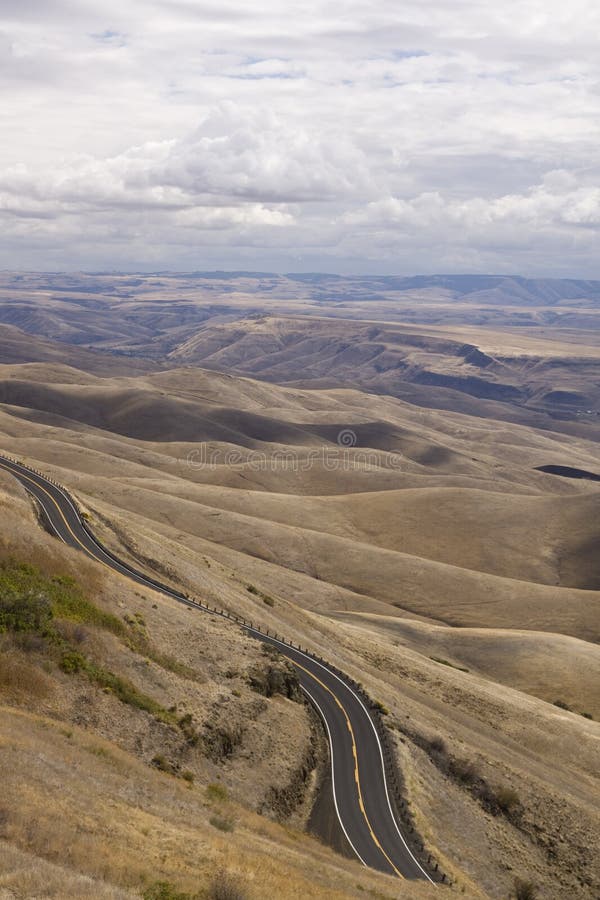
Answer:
[0, 286, 599, 899]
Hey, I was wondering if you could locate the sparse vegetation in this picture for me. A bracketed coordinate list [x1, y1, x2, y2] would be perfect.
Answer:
[143, 881, 195, 900]
[207, 870, 248, 900]
[209, 814, 235, 833]
[493, 785, 521, 815]
[425, 735, 522, 820]
[178, 712, 199, 744]
[0, 559, 175, 723]
[429, 656, 469, 673]
[246, 583, 275, 607]
[553, 699, 593, 719]
[151, 754, 173, 774]
[429, 735, 447, 754]
[206, 782, 228, 802]
[0, 561, 120, 637]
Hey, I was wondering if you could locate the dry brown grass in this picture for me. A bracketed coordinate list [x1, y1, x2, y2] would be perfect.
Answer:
[0, 645, 54, 700]
[0, 839, 135, 899]
[0, 706, 435, 900]
[1, 342, 599, 899]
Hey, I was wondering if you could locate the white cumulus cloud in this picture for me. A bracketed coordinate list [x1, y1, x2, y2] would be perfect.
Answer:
[0, 0, 599, 273]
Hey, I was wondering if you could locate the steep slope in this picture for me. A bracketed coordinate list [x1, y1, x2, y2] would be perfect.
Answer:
[1, 481, 434, 900]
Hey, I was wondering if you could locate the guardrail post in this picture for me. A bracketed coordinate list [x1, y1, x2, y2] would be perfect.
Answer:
[1, 455, 433, 878]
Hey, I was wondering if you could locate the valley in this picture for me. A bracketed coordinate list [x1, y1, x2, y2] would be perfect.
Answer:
[0, 272, 598, 899]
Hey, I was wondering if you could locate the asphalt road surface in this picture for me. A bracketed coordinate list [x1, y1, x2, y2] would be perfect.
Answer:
[0, 453, 435, 884]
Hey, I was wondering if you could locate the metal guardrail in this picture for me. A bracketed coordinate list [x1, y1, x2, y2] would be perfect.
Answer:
[2, 452, 451, 885]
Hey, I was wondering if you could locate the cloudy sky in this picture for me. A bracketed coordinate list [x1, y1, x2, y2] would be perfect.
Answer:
[1, 0, 600, 275]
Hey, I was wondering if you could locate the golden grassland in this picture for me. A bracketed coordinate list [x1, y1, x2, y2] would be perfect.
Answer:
[0, 350, 599, 898]
[0, 488, 439, 900]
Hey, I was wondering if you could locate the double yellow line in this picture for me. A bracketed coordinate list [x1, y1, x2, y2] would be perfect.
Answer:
[0, 459, 97, 561]
[0, 457, 404, 879]
[292, 658, 403, 878]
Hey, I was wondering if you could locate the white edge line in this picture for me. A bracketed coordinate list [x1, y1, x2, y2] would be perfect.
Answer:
[300, 682, 369, 870]
[4, 456, 435, 884]
[261, 634, 436, 884]
[23, 486, 64, 541]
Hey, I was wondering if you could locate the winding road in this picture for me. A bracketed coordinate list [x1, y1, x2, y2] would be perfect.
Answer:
[0, 453, 436, 884]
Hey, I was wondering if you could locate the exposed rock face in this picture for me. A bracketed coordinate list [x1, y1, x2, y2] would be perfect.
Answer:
[202, 720, 245, 763]
[248, 655, 302, 702]
[261, 732, 317, 820]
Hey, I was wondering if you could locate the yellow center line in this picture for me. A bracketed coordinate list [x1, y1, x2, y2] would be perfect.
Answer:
[1, 457, 405, 880]
[291, 658, 404, 879]
[0, 461, 131, 583]
[0, 462, 95, 554]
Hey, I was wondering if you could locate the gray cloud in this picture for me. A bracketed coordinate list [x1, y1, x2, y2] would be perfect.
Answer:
[1, 1, 599, 274]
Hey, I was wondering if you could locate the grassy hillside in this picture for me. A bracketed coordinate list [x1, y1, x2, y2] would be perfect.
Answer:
[0, 485, 438, 900]
[0, 338, 599, 898]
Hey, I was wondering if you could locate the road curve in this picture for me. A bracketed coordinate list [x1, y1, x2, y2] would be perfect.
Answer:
[0, 453, 436, 884]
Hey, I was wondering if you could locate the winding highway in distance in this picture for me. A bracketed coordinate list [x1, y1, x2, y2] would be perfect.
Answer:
[0, 452, 437, 884]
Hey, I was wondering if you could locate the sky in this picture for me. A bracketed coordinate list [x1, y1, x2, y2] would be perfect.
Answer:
[1, 0, 600, 276]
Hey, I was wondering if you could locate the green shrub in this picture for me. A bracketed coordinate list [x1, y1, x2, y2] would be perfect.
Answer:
[147, 649, 198, 680]
[246, 583, 275, 606]
[206, 782, 228, 802]
[0, 560, 175, 722]
[50, 578, 125, 636]
[209, 814, 234, 833]
[96, 670, 173, 721]
[0, 560, 124, 637]
[151, 754, 174, 774]
[142, 881, 192, 900]
[60, 650, 87, 674]
[60, 649, 175, 723]
[553, 699, 571, 711]
[0, 592, 53, 634]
